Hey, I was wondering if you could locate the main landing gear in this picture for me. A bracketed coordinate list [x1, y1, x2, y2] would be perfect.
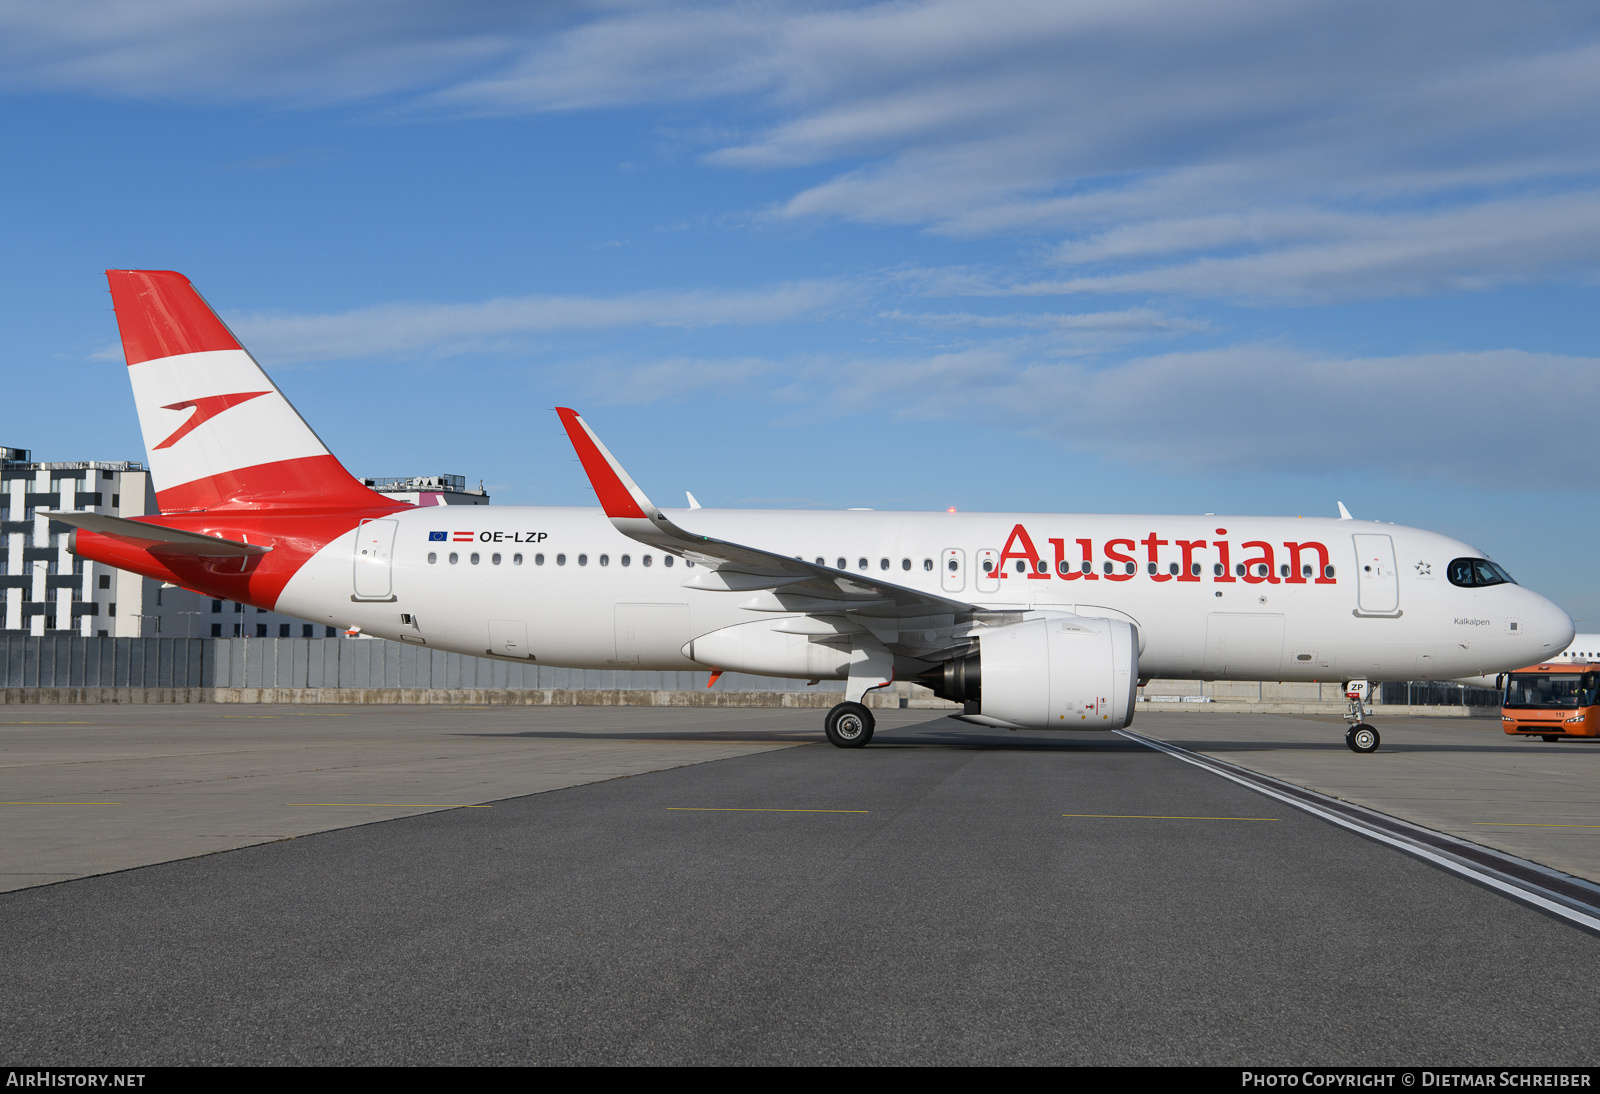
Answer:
[1343, 679, 1379, 753]
[824, 702, 875, 748]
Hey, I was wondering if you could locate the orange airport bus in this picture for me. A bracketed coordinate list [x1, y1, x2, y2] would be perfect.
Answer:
[1501, 662, 1600, 741]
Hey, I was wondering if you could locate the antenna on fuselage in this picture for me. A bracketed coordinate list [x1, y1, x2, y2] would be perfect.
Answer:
[1337, 501, 1354, 520]
[686, 491, 703, 510]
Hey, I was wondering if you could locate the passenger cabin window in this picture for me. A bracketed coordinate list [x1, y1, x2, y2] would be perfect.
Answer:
[513, 553, 523, 565]
[664, 556, 674, 567]
[1447, 557, 1515, 588]
[643, 555, 652, 567]
[577, 554, 588, 566]
[491, 553, 501, 565]
[923, 559, 933, 571]
[837, 558, 847, 569]
[556, 554, 566, 565]
[902, 558, 911, 571]
[859, 558, 869, 570]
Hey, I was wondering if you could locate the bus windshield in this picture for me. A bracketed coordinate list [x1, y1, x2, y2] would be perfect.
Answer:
[1504, 673, 1597, 709]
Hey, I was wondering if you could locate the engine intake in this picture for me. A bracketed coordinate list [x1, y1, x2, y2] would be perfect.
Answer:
[919, 613, 1138, 730]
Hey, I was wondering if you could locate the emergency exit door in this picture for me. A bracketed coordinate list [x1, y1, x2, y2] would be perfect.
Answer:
[353, 519, 398, 600]
[1352, 533, 1399, 614]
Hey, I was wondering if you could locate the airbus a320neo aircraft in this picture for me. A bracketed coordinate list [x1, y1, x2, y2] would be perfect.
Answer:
[55, 271, 1574, 753]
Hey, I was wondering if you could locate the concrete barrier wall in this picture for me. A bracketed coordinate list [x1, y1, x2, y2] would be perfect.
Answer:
[0, 636, 1497, 716]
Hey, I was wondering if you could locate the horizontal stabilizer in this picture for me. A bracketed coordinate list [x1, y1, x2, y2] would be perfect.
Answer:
[46, 511, 272, 558]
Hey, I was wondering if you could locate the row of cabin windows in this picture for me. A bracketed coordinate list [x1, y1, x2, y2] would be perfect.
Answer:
[826, 558, 935, 572]
[979, 558, 1338, 579]
[427, 551, 698, 568]
[423, 550, 1338, 580]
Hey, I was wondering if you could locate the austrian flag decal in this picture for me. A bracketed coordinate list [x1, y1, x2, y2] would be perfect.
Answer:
[452, 532, 475, 542]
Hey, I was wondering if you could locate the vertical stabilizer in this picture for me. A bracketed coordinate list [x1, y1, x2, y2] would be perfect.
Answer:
[107, 270, 386, 513]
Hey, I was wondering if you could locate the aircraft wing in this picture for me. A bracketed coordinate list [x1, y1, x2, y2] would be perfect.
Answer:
[557, 407, 1002, 660]
[45, 511, 272, 558]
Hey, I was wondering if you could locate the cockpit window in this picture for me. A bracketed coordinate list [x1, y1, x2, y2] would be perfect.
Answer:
[1447, 557, 1516, 588]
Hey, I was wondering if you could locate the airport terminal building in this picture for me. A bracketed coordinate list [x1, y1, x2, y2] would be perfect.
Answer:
[2, 447, 487, 638]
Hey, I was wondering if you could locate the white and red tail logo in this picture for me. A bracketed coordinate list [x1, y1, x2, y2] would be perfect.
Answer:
[107, 270, 383, 513]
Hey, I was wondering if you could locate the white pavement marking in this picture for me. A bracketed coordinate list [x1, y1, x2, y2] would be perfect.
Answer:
[1119, 728, 1600, 935]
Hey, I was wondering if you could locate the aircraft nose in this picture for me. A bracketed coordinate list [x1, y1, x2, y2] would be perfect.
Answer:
[1523, 588, 1575, 659]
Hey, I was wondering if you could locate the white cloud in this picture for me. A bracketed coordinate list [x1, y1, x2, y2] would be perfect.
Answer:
[228, 280, 849, 362]
[8, 2, 1600, 297]
[795, 344, 1600, 485]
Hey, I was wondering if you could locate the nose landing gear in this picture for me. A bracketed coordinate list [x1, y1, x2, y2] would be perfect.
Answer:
[1344, 680, 1379, 753]
[1346, 723, 1380, 753]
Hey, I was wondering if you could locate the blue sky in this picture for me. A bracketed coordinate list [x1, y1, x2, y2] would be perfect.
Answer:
[2, 1, 1599, 621]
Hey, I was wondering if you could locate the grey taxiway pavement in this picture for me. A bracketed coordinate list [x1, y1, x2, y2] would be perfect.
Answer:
[4, 706, 1600, 1065]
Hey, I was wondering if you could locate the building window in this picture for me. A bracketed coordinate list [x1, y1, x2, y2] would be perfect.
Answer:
[211, 599, 222, 612]
[256, 607, 266, 613]
[234, 602, 244, 613]
[256, 624, 267, 637]
[233, 623, 241, 636]
[211, 624, 222, 637]
[99, 574, 111, 589]
[156, 587, 162, 606]
[111, 494, 119, 507]
[325, 626, 337, 637]
[108, 602, 116, 617]
[279, 623, 290, 637]
[302, 624, 313, 637]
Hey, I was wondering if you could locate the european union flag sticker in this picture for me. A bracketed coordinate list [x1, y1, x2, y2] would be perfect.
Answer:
[428, 531, 447, 541]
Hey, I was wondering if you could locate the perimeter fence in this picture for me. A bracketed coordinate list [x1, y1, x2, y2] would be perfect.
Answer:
[0, 635, 832, 692]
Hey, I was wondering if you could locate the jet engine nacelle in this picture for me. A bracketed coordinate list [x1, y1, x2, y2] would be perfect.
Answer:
[921, 613, 1139, 730]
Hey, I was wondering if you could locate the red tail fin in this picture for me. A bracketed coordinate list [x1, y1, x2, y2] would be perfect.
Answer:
[107, 270, 388, 513]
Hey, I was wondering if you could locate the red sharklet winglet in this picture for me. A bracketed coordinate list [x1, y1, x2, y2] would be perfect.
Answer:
[106, 270, 242, 366]
[556, 407, 650, 520]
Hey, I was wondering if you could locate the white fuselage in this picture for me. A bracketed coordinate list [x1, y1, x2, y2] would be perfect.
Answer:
[273, 507, 1574, 685]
